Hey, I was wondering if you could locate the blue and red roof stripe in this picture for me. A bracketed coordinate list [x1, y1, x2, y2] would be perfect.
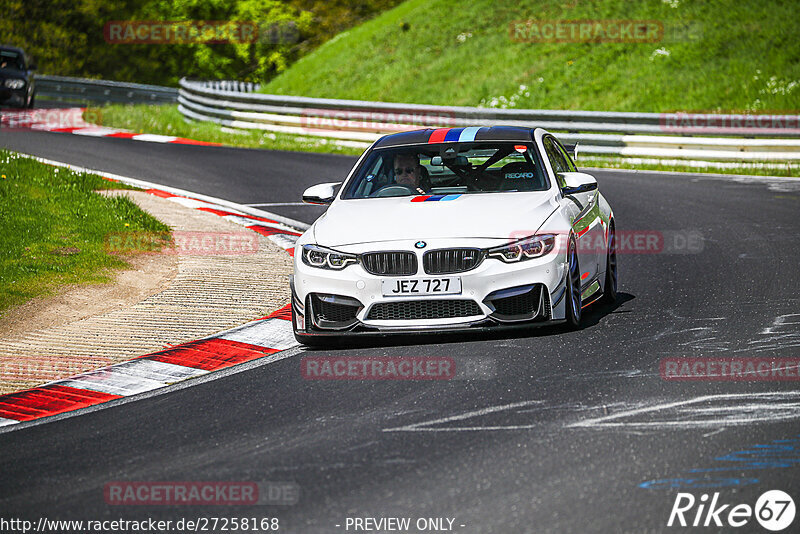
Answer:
[443, 128, 463, 142]
[373, 126, 534, 149]
[411, 194, 462, 202]
[428, 128, 450, 143]
[427, 127, 484, 144]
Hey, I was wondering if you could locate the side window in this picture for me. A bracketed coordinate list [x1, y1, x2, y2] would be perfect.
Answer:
[543, 137, 568, 187]
[555, 141, 578, 172]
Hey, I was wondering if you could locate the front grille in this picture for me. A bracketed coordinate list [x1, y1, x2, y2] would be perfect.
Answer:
[361, 251, 417, 276]
[423, 248, 484, 274]
[366, 300, 482, 321]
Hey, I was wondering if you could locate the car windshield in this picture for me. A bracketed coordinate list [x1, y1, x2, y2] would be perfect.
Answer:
[342, 142, 548, 199]
[0, 50, 25, 70]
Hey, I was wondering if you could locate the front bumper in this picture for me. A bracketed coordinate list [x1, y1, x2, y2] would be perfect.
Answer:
[291, 244, 568, 336]
[0, 88, 26, 107]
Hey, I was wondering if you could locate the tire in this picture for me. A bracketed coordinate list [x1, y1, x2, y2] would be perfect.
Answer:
[564, 235, 582, 329]
[601, 223, 618, 304]
[27, 93, 35, 109]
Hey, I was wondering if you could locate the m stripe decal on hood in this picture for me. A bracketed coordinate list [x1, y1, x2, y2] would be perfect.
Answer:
[411, 194, 462, 202]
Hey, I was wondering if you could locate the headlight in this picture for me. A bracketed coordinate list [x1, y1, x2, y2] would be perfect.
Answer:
[487, 234, 557, 263]
[301, 244, 358, 270]
[4, 79, 25, 89]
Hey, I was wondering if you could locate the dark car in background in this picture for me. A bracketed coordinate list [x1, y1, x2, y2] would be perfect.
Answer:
[0, 45, 36, 108]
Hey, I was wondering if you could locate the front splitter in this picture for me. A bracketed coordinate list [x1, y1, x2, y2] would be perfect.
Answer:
[295, 318, 565, 340]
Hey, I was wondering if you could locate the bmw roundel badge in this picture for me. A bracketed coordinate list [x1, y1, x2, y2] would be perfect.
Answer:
[415, 241, 426, 249]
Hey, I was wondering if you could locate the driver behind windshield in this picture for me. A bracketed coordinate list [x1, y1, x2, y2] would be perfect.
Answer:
[393, 153, 427, 194]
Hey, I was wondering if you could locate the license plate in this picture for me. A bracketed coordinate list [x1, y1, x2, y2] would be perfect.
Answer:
[382, 277, 462, 297]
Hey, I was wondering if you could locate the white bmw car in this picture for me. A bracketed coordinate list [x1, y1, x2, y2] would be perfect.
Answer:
[290, 126, 616, 345]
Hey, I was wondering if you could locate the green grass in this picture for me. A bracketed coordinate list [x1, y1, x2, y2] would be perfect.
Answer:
[0, 151, 171, 313]
[261, 0, 800, 113]
[97, 104, 365, 155]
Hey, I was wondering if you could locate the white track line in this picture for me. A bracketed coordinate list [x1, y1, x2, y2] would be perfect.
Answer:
[569, 391, 800, 428]
[383, 400, 544, 432]
[0, 417, 19, 427]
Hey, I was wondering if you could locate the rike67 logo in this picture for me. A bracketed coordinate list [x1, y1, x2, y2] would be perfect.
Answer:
[668, 490, 795, 531]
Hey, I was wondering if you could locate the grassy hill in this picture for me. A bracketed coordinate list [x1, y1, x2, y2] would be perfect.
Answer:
[261, 0, 800, 113]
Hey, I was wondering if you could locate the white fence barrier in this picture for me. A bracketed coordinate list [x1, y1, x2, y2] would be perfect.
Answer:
[179, 78, 800, 161]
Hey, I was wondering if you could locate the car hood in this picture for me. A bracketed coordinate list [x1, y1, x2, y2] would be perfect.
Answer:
[313, 192, 559, 246]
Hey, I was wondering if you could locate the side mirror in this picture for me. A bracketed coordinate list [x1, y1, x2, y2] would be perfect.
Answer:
[302, 182, 341, 205]
[560, 172, 597, 195]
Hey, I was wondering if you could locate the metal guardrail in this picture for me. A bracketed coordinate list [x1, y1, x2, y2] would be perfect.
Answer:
[178, 78, 800, 161]
[36, 75, 178, 105]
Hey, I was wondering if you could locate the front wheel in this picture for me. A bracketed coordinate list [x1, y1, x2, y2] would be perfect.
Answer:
[564, 236, 582, 329]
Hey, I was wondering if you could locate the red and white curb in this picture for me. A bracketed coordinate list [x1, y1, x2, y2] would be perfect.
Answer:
[0, 107, 221, 146]
[144, 188, 303, 256]
[0, 156, 306, 428]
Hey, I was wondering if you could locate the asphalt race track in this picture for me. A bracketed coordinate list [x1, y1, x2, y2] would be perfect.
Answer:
[1, 129, 800, 532]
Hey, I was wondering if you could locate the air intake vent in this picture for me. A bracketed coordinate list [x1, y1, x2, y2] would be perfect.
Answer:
[315, 299, 359, 323]
[309, 294, 361, 330]
[366, 300, 482, 321]
[423, 248, 484, 274]
[491, 289, 540, 316]
[485, 284, 549, 322]
[361, 251, 417, 276]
